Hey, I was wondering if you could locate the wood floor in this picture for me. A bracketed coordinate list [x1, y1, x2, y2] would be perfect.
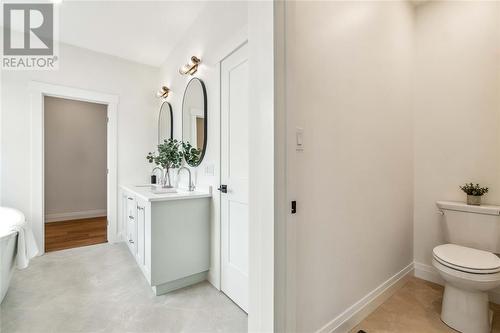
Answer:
[45, 216, 107, 252]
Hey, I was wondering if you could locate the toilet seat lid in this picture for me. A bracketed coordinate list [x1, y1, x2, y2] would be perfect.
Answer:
[433, 244, 500, 274]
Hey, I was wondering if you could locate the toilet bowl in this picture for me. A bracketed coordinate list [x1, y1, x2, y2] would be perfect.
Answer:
[434, 201, 500, 333]
[433, 243, 500, 333]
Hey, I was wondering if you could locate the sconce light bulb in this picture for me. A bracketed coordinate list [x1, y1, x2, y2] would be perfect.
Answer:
[157, 86, 170, 98]
[179, 56, 201, 76]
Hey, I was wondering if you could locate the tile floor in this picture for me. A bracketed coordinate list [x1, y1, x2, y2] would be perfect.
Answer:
[7, 246, 500, 333]
[0, 243, 247, 333]
[351, 276, 500, 333]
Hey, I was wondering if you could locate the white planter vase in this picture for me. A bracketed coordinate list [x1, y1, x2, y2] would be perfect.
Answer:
[467, 195, 482, 206]
[162, 168, 173, 188]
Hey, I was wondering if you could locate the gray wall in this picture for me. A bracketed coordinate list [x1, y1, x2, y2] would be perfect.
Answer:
[44, 96, 107, 221]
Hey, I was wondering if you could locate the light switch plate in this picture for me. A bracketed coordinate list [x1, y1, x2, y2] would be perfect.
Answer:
[296, 127, 304, 151]
[205, 164, 215, 176]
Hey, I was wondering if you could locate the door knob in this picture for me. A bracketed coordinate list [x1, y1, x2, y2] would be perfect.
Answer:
[217, 185, 228, 193]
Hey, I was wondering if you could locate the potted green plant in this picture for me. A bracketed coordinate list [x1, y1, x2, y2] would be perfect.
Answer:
[147, 139, 183, 188]
[459, 183, 489, 206]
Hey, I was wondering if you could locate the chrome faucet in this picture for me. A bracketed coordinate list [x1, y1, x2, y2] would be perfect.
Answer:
[151, 167, 163, 185]
[177, 166, 195, 191]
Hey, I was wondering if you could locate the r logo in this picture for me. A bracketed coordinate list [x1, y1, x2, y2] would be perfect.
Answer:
[3, 3, 54, 56]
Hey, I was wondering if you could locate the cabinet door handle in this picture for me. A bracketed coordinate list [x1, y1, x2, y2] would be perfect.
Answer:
[128, 215, 134, 219]
[129, 239, 134, 244]
[137, 206, 144, 211]
[127, 197, 134, 201]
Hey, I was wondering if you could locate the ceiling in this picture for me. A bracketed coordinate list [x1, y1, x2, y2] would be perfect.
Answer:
[56, 1, 208, 67]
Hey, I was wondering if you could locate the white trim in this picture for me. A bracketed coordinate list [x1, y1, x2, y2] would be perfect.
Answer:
[29, 81, 119, 255]
[248, 2, 275, 330]
[0, 69, 3, 205]
[413, 261, 444, 285]
[316, 262, 414, 333]
[45, 209, 107, 223]
[207, 60, 222, 291]
[413, 261, 500, 304]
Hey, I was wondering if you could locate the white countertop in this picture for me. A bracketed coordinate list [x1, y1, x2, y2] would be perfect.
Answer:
[121, 184, 212, 202]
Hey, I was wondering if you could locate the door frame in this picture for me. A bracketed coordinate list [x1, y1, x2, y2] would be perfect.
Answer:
[210, 3, 280, 330]
[29, 81, 119, 254]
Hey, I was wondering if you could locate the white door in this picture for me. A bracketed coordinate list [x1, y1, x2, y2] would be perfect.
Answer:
[220, 43, 249, 312]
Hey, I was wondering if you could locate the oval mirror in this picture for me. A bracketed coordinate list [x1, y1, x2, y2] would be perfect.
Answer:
[158, 101, 173, 144]
[182, 78, 207, 166]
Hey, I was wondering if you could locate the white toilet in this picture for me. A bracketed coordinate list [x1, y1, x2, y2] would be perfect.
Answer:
[433, 201, 500, 333]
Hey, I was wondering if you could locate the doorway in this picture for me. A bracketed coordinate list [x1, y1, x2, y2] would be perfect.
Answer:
[43, 96, 108, 252]
[30, 82, 119, 255]
[220, 42, 249, 312]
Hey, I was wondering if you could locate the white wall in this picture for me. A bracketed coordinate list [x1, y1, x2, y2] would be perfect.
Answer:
[285, 1, 414, 331]
[1, 43, 158, 239]
[413, 1, 500, 267]
[157, 1, 248, 290]
[44, 96, 107, 221]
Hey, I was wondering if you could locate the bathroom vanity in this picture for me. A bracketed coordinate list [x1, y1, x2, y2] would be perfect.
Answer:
[120, 184, 211, 295]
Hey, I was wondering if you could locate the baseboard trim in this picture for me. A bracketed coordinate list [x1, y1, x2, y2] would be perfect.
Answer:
[45, 209, 107, 222]
[152, 271, 208, 296]
[413, 261, 500, 304]
[207, 271, 221, 291]
[313, 260, 500, 333]
[413, 261, 444, 285]
[317, 262, 414, 333]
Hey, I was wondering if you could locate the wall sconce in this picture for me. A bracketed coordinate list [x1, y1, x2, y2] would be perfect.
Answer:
[179, 56, 201, 76]
[156, 86, 170, 99]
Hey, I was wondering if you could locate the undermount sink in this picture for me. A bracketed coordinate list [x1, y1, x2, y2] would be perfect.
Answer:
[151, 187, 177, 194]
[134, 184, 178, 194]
[121, 184, 211, 203]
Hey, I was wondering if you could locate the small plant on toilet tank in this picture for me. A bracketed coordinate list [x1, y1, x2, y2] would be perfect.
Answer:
[459, 183, 489, 206]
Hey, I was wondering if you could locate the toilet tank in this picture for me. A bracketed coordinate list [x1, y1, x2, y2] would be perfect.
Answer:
[437, 201, 500, 253]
